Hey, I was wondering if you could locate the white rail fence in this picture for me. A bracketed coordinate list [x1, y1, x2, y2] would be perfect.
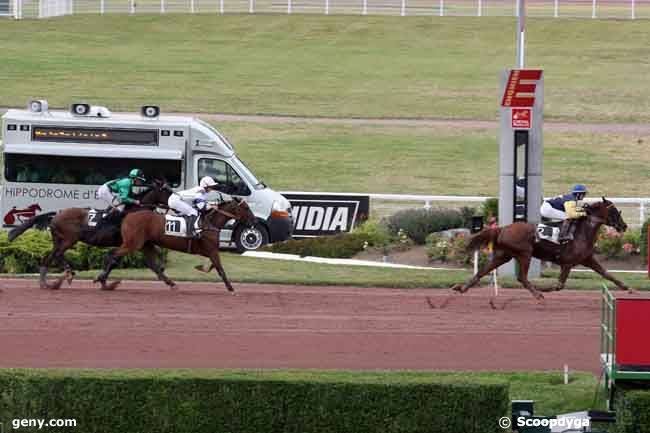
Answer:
[282, 192, 650, 227]
[8, 0, 650, 19]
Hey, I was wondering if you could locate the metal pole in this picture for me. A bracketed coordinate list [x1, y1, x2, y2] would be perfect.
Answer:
[325, 0, 329, 14]
[631, 0, 635, 19]
[640, 202, 645, 225]
[592, 0, 596, 18]
[362, 0, 367, 15]
[249, 0, 253, 13]
[130, 0, 135, 14]
[477, 0, 481, 16]
[288, 0, 291, 13]
[191, 0, 195, 12]
[516, 0, 525, 68]
[38, 0, 43, 17]
[401, 0, 405, 16]
[161, 0, 165, 13]
[439, 0, 443, 15]
[554, 0, 558, 17]
[220, 0, 224, 14]
[100, 0, 104, 13]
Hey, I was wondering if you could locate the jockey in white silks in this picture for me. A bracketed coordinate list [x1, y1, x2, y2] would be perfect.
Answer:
[167, 176, 221, 237]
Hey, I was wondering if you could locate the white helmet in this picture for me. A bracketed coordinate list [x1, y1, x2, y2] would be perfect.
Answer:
[199, 176, 217, 189]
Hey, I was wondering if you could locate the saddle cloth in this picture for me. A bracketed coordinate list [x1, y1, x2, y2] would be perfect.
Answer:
[164, 214, 194, 238]
[536, 223, 561, 244]
[87, 209, 108, 227]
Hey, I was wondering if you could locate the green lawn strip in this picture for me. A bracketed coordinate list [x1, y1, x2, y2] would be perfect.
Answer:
[1, 16, 650, 122]
[4, 250, 649, 290]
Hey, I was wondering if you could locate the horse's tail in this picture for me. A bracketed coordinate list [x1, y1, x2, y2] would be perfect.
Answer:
[466, 227, 500, 252]
[7, 212, 57, 242]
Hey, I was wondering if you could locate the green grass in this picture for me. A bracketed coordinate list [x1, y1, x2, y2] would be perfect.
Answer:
[4, 249, 643, 290]
[2, 15, 650, 122]
[218, 121, 650, 198]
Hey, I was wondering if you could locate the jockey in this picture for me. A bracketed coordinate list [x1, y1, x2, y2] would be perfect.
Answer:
[168, 176, 221, 238]
[540, 184, 588, 241]
[97, 169, 146, 213]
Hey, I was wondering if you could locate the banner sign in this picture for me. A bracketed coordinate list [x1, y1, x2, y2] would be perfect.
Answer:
[282, 193, 370, 238]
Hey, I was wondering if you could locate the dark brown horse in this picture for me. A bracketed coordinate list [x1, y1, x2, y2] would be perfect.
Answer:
[452, 198, 629, 300]
[94, 197, 256, 292]
[8, 180, 173, 290]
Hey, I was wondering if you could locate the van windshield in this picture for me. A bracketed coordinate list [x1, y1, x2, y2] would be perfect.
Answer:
[234, 156, 264, 190]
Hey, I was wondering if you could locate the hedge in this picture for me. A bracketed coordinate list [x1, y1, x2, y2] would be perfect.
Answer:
[0, 369, 510, 433]
[0, 230, 164, 273]
[385, 208, 465, 245]
[616, 386, 650, 433]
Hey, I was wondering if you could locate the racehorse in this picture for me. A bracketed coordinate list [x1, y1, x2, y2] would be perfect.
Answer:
[93, 197, 256, 292]
[451, 198, 629, 300]
[8, 180, 173, 290]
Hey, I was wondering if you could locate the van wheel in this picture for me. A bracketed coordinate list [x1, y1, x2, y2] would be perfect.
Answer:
[235, 224, 269, 252]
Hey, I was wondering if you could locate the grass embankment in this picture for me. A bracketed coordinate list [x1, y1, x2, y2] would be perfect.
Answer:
[1, 15, 650, 122]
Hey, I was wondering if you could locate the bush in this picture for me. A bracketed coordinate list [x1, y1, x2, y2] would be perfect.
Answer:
[352, 219, 394, 247]
[0, 369, 510, 433]
[0, 230, 164, 273]
[426, 232, 489, 267]
[596, 226, 641, 259]
[481, 198, 499, 220]
[641, 218, 650, 263]
[266, 232, 370, 258]
[385, 207, 464, 245]
[616, 387, 650, 433]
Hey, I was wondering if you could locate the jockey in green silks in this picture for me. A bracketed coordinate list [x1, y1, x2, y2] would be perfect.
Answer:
[97, 169, 146, 212]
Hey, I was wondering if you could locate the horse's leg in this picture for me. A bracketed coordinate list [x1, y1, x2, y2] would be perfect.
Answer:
[554, 264, 572, 291]
[452, 250, 512, 293]
[516, 255, 544, 301]
[94, 246, 132, 291]
[581, 255, 629, 291]
[142, 243, 177, 289]
[206, 248, 234, 293]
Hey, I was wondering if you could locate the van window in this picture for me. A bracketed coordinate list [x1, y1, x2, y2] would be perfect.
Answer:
[4, 153, 182, 187]
[197, 158, 250, 196]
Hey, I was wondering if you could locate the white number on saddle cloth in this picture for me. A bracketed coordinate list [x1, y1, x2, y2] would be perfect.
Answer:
[88, 209, 99, 227]
[536, 224, 560, 244]
[164, 215, 188, 237]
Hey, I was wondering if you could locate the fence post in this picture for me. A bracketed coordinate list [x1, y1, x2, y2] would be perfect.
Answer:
[249, 0, 254, 13]
[191, 0, 195, 12]
[130, 0, 135, 14]
[554, 0, 558, 17]
[592, 0, 596, 18]
[325, 0, 329, 14]
[362, 0, 366, 15]
[100, 0, 104, 13]
[160, 0, 165, 13]
[400, 0, 405, 16]
[631, 0, 635, 19]
[477, 0, 481, 16]
[287, 0, 291, 13]
[439, 0, 443, 15]
[38, 0, 43, 17]
[219, 0, 224, 13]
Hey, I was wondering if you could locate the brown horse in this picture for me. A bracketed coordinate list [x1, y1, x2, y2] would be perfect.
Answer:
[8, 180, 173, 290]
[452, 197, 629, 300]
[93, 197, 256, 292]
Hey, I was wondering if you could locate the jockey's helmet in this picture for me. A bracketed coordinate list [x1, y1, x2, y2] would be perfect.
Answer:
[129, 169, 146, 181]
[200, 176, 217, 189]
[572, 184, 588, 194]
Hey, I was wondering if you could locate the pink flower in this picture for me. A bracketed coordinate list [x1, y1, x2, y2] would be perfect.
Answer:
[623, 243, 634, 253]
[487, 216, 497, 224]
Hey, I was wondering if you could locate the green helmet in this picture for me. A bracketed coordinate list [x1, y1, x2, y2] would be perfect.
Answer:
[129, 169, 145, 181]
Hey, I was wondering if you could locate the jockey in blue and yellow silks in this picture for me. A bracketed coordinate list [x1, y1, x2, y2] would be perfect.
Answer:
[540, 184, 588, 241]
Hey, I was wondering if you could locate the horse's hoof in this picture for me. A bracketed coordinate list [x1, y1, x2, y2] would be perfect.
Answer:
[169, 283, 179, 291]
[194, 265, 207, 273]
[102, 280, 121, 291]
[450, 284, 465, 293]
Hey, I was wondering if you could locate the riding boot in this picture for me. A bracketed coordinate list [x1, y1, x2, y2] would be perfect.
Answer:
[186, 215, 200, 239]
[558, 219, 573, 242]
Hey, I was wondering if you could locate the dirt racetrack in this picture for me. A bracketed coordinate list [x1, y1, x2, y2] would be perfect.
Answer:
[0, 279, 602, 373]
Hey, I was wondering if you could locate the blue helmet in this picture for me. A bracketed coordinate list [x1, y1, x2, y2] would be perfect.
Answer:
[572, 184, 588, 194]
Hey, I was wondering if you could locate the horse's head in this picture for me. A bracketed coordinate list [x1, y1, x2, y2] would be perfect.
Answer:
[205, 197, 256, 228]
[141, 178, 174, 206]
[586, 197, 628, 233]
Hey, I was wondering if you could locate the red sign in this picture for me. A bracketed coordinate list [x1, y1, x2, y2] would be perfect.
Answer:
[511, 108, 532, 129]
[501, 69, 543, 107]
[616, 298, 650, 366]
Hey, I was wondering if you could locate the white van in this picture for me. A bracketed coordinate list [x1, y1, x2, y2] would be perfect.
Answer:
[0, 100, 293, 251]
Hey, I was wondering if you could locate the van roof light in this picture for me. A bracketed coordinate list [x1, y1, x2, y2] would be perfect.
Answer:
[28, 99, 48, 113]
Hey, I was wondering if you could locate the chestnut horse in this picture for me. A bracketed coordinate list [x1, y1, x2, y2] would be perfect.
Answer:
[94, 197, 256, 292]
[452, 198, 629, 300]
[8, 180, 173, 289]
